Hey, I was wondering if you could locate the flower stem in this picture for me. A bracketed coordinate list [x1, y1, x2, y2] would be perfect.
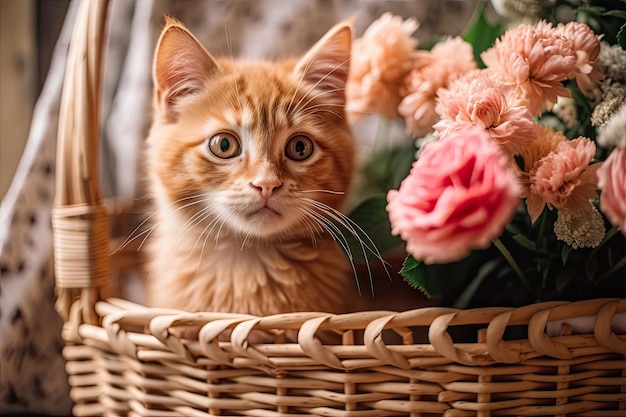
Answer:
[595, 251, 626, 284]
[493, 236, 531, 291]
[375, 118, 391, 151]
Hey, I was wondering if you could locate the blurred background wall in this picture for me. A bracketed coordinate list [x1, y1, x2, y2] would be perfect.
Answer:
[0, 0, 70, 199]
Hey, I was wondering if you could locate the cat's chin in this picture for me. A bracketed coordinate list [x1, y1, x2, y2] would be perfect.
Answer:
[228, 207, 296, 238]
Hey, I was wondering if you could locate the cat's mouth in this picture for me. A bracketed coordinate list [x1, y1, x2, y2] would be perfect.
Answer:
[246, 205, 282, 219]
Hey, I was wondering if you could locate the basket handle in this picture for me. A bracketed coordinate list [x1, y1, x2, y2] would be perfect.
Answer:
[52, 0, 110, 325]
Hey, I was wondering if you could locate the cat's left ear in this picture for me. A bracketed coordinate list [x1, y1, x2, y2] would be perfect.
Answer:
[154, 17, 221, 122]
[294, 21, 352, 106]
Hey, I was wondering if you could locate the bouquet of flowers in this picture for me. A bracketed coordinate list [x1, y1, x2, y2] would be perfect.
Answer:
[346, 0, 626, 309]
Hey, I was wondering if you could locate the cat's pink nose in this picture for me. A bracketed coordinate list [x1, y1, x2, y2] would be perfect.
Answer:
[250, 179, 282, 199]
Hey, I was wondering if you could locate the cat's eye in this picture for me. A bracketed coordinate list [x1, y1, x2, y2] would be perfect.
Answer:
[285, 135, 314, 161]
[208, 132, 241, 159]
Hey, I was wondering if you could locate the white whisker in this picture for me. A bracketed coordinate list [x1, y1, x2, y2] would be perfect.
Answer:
[307, 209, 352, 256]
[300, 189, 345, 195]
[289, 58, 350, 120]
[292, 87, 347, 121]
[240, 228, 254, 251]
[303, 207, 362, 295]
[306, 198, 390, 268]
[224, 20, 244, 113]
[293, 88, 346, 113]
[303, 197, 392, 296]
[174, 206, 217, 246]
[290, 57, 350, 118]
[113, 197, 195, 253]
[276, 234, 285, 251]
[293, 206, 327, 248]
[195, 216, 224, 277]
[191, 217, 219, 254]
[300, 102, 346, 117]
[115, 194, 211, 253]
[215, 217, 228, 248]
[304, 200, 369, 294]
[287, 38, 325, 115]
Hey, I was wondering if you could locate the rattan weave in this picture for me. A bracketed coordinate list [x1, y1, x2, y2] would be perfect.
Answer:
[52, 1, 626, 416]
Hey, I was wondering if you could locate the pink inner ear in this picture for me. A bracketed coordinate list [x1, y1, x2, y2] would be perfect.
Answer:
[154, 24, 220, 120]
[295, 24, 352, 106]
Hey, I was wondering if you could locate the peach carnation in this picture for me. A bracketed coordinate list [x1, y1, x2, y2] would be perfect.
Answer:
[529, 137, 602, 222]
[346, 13, 419, 120]
[434, 70, 535, 155]
[481, 21, 577, 116]
[556, 21, 604, 93]
[386, 127, 520, 264]
[597, 148, 626, 233]
[516, 124, 567, 222]
[398, 36, 476, 137]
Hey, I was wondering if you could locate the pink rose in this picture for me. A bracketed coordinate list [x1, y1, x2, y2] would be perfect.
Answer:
[598, 148, 626, 233]
[386, 128, 520, 264]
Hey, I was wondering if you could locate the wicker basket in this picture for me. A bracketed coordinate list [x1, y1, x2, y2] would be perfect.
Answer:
[52, 1, 626, 416]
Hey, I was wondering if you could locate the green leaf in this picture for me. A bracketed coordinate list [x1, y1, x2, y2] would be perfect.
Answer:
[361, 141, 415, 194]
[618, 23, 626, 49]
[575, 6, 605, 18]
[400, 255, 431, 296]
[453, 260, 500, 310]
[586, 256, 599, 280]
[589, 226, 619, 259]
[388, 143, 416, 189]
[402, 250, 491, 302]
[462, 1, 504, 68]
[512, 234, 537, 252]
[561, 244, 573, 266]
[604, 10, 626, 19]
[569, 83, 593, 113]
[556, 267, 576, 292]
[342, 195, 404, 263]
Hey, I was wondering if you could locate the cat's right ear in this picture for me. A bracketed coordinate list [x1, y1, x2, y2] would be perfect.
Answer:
[154, 17, 221, 122]
[293, 21, 352, 107]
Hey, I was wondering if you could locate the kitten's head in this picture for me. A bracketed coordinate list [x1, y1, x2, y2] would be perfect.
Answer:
[147, 18, 355, 240]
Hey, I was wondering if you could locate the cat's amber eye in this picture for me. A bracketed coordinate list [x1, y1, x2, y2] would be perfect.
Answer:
[285, 135, 314, 161]
[208, 132, 241, 159]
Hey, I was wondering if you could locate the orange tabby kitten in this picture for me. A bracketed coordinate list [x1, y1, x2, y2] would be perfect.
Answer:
[144, 18, 361, 315]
